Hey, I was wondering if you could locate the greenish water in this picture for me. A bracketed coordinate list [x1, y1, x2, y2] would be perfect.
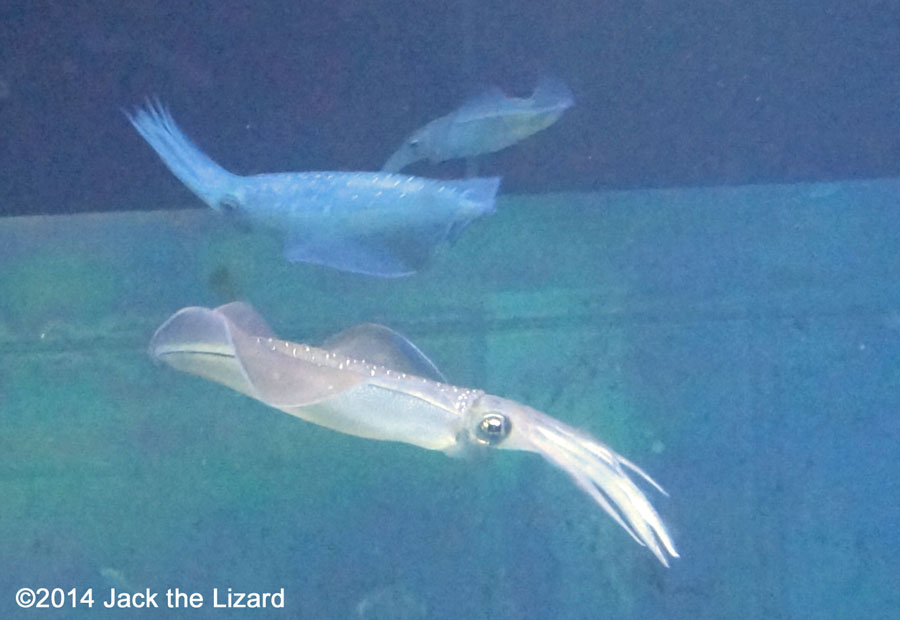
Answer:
[2, 181, 898, 618]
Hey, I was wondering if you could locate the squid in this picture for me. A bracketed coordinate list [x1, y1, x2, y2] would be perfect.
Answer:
[382, 77, 575, 173]
[150, 303, 678, 566]
[127, 102, 499, 277]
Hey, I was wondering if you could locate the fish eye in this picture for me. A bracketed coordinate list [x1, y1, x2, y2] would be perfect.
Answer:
[474, 412, 511, 445]
[408, 138, 420, 150]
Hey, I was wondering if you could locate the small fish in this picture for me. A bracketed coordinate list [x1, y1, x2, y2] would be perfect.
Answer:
[382, 77, 575, 173]
[127, 101, 499, 277]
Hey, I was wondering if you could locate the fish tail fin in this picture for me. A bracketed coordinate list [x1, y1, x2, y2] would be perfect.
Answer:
[126, 99, 238, 207]
[532, 77, 575, 110]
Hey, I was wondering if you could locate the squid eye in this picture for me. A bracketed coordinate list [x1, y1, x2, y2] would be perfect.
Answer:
[216, 196, 243, 217]
[218, 196, 241, 215]
[474, 412, 511, 445]
[217, 196, 252, 232]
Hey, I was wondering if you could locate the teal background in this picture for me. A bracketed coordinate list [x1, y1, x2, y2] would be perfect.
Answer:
[2, 179, 898, 618]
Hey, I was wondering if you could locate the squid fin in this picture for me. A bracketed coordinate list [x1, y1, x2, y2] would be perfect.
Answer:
[322, 324, 447, 382]
[150, 305, 365, 409]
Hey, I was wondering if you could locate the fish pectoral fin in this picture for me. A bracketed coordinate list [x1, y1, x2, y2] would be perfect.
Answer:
[282, 230, 444, 278]
[322, 324, 447, 383]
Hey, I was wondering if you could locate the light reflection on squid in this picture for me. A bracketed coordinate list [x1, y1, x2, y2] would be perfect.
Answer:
[149, 302, 678, 566]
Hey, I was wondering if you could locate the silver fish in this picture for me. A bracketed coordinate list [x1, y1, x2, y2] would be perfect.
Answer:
[127, 101, 499, 277]
[382, 77, 575, 173]
[150, 302, 678, 566]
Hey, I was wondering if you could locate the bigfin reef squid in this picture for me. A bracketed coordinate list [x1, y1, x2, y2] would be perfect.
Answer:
[127, 102, 499, 277]
[150, 302, 678, 566]
[382, 77, 574, 173]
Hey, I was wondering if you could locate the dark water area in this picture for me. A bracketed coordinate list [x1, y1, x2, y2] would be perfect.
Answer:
[1, 1, 899, 215]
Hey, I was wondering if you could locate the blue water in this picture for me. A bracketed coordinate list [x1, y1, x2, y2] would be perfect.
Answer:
[2, 179, 898, 618]
[1, 2, 899, 619]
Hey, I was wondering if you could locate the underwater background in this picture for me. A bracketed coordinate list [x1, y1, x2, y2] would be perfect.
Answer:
[1, 1, 899, 619]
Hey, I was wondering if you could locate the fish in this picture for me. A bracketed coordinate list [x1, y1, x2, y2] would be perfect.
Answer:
[127, 101, 500, 277]
[150, 302, 679, 566]
[382, 77, 575, 173]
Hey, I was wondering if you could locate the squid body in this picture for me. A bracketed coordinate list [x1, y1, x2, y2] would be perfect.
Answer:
[383, 77, 574, 172]
[150, 303, 678, 566]
[127, 102, 499, 277]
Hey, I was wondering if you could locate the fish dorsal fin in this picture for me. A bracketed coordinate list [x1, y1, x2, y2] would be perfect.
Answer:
[215, 301, 276, 338]
[321, 324, 447, 383]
